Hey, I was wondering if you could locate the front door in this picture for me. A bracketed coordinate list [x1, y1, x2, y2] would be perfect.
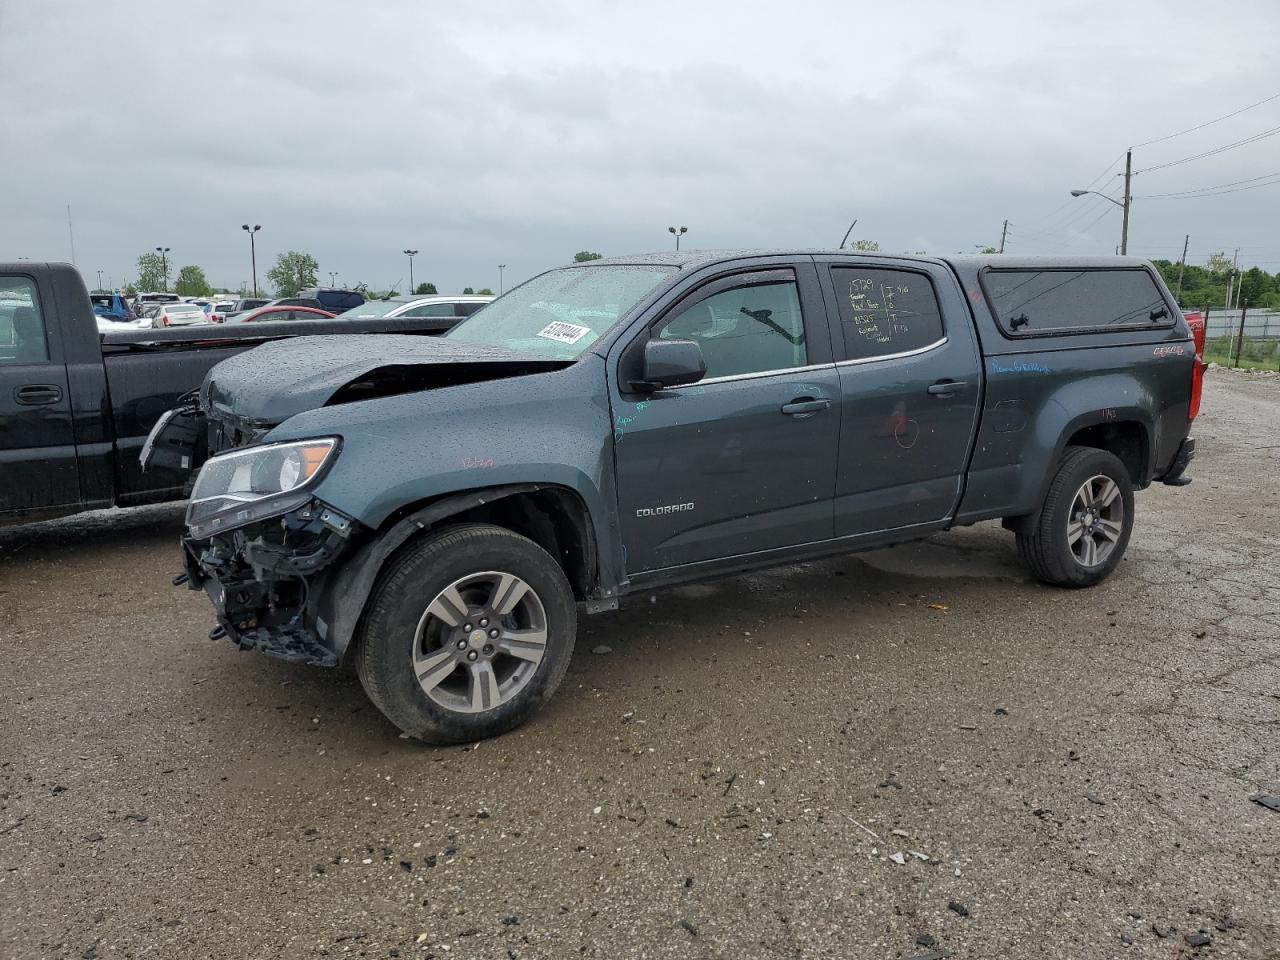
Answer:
[815, 258, 982, 537]
[0, 270, 80, 517]
[612, 263, 841, 574]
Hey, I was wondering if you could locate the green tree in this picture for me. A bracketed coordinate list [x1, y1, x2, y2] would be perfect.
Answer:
[475, 287, 494, 295]
[463, 287, 475, 294]
[573, 251, 602, 262]
[849, 239, 880, 252]
[977, 246, 998, 254]
[414, 282, 438, 295]
[174, 265, 213, 297]
[135, 252, 166, 292]
[267, 251, 319, 297]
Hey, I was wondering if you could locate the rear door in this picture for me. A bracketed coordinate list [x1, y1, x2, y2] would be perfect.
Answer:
[612, 260, 841, 573]
[0, 267, 81, 517]
[814, 257, 982, 537]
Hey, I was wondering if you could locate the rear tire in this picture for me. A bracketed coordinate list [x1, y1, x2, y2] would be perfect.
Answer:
[355, 523, 576, 743]
[1016, 446, 1135, 588]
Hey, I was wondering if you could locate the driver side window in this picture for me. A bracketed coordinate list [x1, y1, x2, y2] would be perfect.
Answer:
[655, 279, 806, 380]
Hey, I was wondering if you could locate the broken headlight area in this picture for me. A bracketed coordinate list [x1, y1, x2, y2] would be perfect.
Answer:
[184, 500, 359, 667]
[185, 437, 340, 539]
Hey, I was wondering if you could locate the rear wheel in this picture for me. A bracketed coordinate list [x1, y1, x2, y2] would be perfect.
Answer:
[1016, 446, 1135, 587]
[355, 524, 576, 743]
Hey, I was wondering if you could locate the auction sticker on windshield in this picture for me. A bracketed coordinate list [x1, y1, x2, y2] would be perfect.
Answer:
[536, 320, 592, 344]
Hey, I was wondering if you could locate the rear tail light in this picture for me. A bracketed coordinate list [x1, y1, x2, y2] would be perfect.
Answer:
[1185, 311, 1205, 422]
[162, 314, 170, 327]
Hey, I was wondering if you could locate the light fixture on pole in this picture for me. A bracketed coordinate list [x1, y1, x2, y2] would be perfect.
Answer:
[154, 247, 171, 291]
[1070, 148, 1132, 255]
[667, 226, 688, 251]
[241, 225, 261, 296]
[404, 249, 418, 293]
[329, 271, 338, 287]
[498, 264, 506, 295]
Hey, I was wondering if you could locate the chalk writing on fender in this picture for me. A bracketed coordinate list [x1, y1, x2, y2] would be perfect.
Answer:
[1153, 345, 1187, 357]
[636, 502, 695, 518]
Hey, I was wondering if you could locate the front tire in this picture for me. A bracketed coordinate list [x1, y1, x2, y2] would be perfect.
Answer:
[355, 523, 576, 743]
[1016, 446, 1135, 588]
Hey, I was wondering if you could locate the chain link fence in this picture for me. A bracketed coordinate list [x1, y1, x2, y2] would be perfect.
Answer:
[1186, 307, 1280, 369]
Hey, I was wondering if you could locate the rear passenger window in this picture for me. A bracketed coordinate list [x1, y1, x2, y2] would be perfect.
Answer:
[656, 279, 806, 380]
[983, 269, 1170, 335]
[0, 276, 49, 364]
[403, 303, 457, 318]
[829, 267, 945, 360]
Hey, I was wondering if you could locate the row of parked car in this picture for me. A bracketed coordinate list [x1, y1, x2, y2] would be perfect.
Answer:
[92, 288, 494, 331]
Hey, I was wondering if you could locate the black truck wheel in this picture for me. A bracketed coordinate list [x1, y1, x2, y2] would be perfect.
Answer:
[355, 524, 576, 743]
[1016, 446, 1135, 588]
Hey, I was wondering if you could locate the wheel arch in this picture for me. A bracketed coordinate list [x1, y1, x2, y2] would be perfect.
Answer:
[317, 483, 598, 663]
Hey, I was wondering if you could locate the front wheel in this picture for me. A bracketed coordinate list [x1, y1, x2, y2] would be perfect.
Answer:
[355, 524, 576, 743]
[1016, 446, 1135, 587]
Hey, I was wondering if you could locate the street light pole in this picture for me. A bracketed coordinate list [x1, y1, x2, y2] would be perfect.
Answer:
[329, 271, 338, 287]
[155, 247, 170, 291]
[1070, 147, 1132, 256]
[498, 264, 506, 295]
[96, 269, 104, 292]
[404, 249, 418, 293]
[667, 226, 688, 251]
[241, 225, 261, 297]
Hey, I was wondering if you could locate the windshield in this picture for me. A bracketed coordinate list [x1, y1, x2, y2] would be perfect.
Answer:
[336, 300, 402, 319]
[446, 265, 675, 358]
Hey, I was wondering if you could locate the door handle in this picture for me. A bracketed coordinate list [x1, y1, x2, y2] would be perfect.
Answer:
[781, 398, 830, 416]
[927, 380, 967, 397]
[15, 384, 63, 406]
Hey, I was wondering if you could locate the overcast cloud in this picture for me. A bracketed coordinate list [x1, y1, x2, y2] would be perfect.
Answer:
[2, 0, 1279, 293]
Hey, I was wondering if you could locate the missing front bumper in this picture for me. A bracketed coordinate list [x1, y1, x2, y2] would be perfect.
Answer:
[182, 500, 357, 668]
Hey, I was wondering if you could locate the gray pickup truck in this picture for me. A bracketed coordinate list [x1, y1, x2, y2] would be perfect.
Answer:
[168, 251, 1201, 743]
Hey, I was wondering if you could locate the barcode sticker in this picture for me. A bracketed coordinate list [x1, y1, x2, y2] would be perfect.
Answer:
[536, 321, 591, 344]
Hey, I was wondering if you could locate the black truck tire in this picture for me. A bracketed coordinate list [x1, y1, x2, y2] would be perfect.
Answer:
[355, 523, 576, 744]
[1016, 445, 1135, 588]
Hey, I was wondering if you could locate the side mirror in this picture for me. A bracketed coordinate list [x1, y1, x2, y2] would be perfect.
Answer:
[634, 338, 706, 391]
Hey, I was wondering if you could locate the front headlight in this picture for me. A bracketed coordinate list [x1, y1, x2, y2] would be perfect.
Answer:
[186, 438, 339, 538]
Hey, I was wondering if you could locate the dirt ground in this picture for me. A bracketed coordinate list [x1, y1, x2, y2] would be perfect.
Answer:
[2, 371, 1277, 960]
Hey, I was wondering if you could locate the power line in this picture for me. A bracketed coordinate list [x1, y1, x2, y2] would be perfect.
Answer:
[1139, 171, 1280, 199]
[1135, 124, 1280, 173]
[1131, 91, 1280, 148]
[1017, 152, 1126, 229]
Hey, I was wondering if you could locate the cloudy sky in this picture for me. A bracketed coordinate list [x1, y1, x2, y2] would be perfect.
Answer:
[3, 0, 1279, 294]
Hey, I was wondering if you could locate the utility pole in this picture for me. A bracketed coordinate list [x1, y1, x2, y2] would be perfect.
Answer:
[1119, 149, 1132, 256]
[998, 219, 1008, 254]
[67, 204, 77, 265]
[1225, 248, 1239, 309]
[1233, 301, 1248, 368]
[1175, 234, 1190, 299]
[498, 264, 506, 295]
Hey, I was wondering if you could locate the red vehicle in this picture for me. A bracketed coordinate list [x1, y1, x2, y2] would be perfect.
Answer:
[230, 306, 337, 324]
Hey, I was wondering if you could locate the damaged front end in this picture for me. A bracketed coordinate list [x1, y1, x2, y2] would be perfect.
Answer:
[180, 437, 356, 667]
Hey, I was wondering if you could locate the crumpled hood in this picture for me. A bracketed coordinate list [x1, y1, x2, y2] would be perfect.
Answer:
[202, 334, 572, 425]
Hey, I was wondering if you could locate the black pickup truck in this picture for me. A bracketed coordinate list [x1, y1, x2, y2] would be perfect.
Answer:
[171, 251, 1202, 744]
[0, 262, 471, 526]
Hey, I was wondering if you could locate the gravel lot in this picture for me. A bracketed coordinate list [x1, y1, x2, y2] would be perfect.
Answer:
[2, 371, 1277, 960]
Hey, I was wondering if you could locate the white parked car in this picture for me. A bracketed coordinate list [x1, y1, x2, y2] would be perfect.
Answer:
[335, 294, 493, 322]
[150, 302, 210, 328]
